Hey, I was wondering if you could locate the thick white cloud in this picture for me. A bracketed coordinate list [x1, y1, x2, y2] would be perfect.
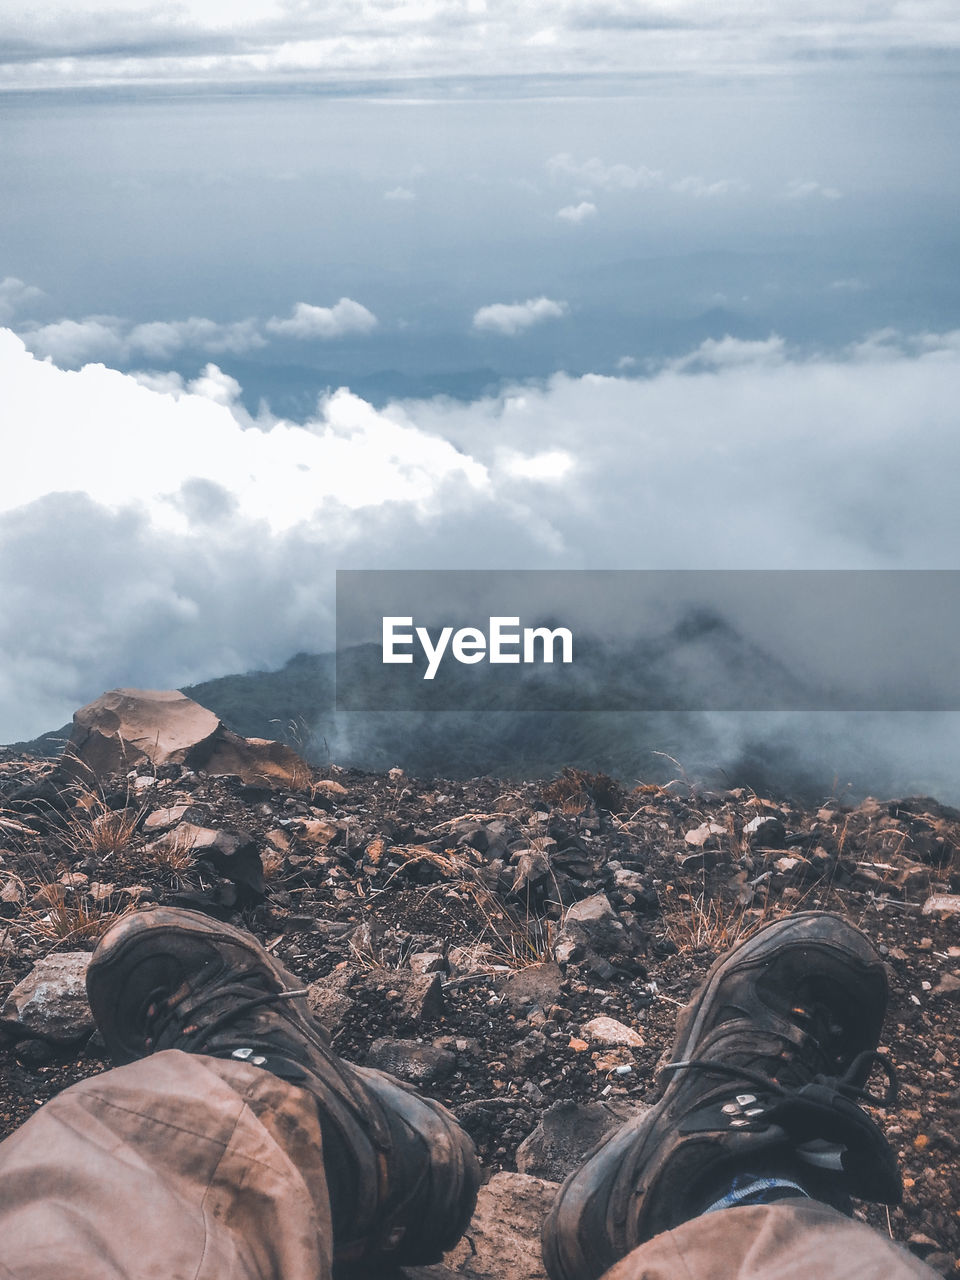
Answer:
[556, 201, 597, 223]
[473, 297, 569, 336]
[265, 299, 379, 340]
[0, 329, 483, 532]
[3, 323, 960, 740]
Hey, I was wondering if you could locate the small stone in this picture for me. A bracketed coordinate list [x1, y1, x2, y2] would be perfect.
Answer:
[365, 1037, 456, 1085]
[143, 804, 203, 832]
[743, 815, 787, 847]
[365, 970, 444, 1025]
[297, 818, 340, 845]
[581, 1015, 644, 1048]
[149, 822, 228, 855]
[58, 872, 90, 890]
[364, 837, 387, 864]
[922, 894, 960, 916]
[313, 779, 348, 798]
[307, 969, 356, 1036]
[907, 1233, 940, 1250]
[593, 1049, 632, 1072]
[555, 892, 625, 961]
[612, 867, 647, 893]
[409, 951, 447, 976]
[554, 938, 583, 966]
[684, 822, 725, 848]
[1, 953, 94, 1044]
[1, 878, 23, 904]
[501, 962, 563, 1012]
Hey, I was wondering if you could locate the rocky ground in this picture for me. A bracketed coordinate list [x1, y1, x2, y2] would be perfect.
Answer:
[1, 747, 959, 1276]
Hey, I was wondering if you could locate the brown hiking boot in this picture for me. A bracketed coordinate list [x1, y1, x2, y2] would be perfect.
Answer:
[542, 911, 901, 1280]
[86, 906, 480, 1271]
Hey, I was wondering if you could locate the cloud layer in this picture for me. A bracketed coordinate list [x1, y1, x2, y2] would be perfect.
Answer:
[3, 0, 959, 90]
[2, 323, 960, 740]
[17, 300, 379, 367]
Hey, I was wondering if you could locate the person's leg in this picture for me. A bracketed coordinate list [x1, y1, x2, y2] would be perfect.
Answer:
[0, 1049, 333, 1280]
[0, 906, 480, 1280]
[601, 1198, 938, 1280]
[542, 911, 939, 1280]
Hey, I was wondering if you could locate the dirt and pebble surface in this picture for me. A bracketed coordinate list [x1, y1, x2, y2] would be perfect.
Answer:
[1, 749, 959, 1275]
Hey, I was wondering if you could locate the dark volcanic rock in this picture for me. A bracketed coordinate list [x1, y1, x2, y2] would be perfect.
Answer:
[515, 1099, 647, 1182]
[366, 1038, 457, 1085]
[500, 962, 563, 1014]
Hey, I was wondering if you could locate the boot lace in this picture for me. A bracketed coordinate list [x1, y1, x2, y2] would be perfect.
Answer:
[659, 1048, 899, 1108]
[142, 969, 311, 1055]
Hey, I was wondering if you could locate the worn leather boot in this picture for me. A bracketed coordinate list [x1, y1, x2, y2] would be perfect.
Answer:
[86, 906, 480, 1272]
[542, 911, 901, 1280]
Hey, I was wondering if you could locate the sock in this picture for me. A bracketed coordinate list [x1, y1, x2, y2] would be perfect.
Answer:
[701, 1172, 811, 1215]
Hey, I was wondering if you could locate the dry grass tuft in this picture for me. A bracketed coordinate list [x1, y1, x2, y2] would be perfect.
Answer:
[141, 832, 195, 887]
[85, 808, 140, 857]
[19, 881, 123, 943]
[543, 768, 625, 814]
[659, 882, 777, 954]
[61, 779, 147, 862]
[381, 843, 557, 970]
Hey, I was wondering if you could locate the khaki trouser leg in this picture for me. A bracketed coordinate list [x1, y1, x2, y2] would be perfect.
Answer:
[0, 1049, 334, 1280]
[602, 1198, 940, 1280]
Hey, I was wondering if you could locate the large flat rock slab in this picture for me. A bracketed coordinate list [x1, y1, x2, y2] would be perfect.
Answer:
[63, 687, 310, 789]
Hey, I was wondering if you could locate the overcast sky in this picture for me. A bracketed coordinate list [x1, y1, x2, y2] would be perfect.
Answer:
[1, 1, 959, 792]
